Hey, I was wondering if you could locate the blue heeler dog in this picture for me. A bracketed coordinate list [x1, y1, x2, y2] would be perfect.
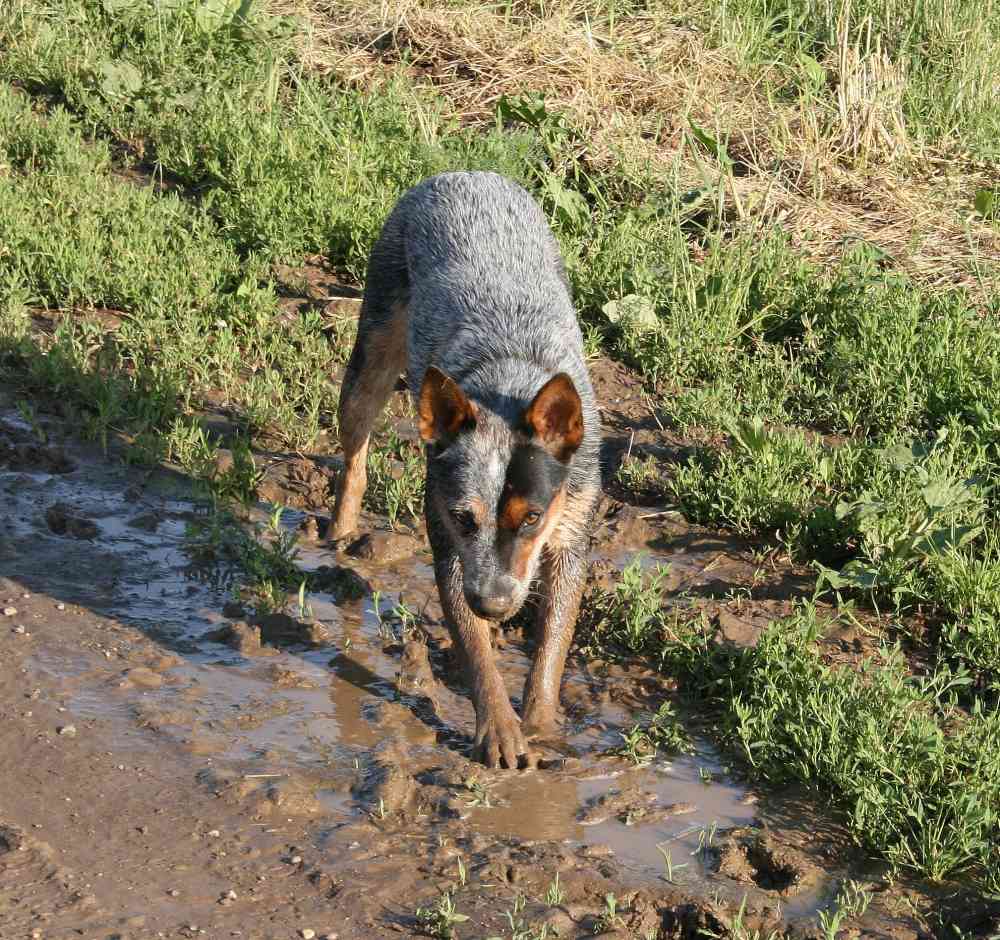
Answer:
[329, 171, 601, 769]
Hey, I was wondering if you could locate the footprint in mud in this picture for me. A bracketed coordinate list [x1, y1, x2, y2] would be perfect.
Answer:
[0, 823, 100, 934]
[713, 827, 821, 896]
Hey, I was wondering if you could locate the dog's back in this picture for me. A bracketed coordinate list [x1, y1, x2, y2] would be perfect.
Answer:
[368, 172, 599, 465]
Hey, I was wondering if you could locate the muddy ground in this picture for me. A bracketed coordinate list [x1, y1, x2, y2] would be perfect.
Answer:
[0, 278, 982, 940]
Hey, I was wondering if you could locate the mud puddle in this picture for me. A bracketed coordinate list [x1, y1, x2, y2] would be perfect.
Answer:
[1, 412, 918, 936]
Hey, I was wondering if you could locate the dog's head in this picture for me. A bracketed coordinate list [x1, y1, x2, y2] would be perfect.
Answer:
[419, 366, 584, 621]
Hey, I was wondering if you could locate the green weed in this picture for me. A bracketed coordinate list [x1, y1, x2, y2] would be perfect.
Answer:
[615, 701, 693, 766]
[415, 892, 469, 939]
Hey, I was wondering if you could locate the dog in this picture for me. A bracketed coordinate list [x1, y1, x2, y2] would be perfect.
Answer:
[329, 171, 601, 769]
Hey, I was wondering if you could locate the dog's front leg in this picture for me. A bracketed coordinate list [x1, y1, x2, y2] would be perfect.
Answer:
[521, 547, 587, 738]
[435, 554, 535, 769]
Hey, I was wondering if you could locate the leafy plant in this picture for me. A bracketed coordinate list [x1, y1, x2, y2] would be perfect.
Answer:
[415, 893, 469, 939]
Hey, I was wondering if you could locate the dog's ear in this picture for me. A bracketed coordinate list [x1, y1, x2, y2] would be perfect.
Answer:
[523, 373, 584, 462]
[418, 366, 478, 444]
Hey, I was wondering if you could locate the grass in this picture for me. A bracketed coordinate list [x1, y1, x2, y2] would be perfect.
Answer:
[582, 560, 1000, 894]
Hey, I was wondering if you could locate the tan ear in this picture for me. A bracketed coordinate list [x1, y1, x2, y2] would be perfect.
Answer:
[523, 373, 583, 462]
[418, 366, 478, 444]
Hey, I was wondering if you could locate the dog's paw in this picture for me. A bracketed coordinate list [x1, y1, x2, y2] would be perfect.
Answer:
[473, 708, 537, 770]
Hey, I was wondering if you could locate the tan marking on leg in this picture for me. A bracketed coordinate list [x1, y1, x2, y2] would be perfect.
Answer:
[329, 301, 409, 540]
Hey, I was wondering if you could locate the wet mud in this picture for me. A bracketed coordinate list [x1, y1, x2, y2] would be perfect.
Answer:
[0, 400, 965, 940]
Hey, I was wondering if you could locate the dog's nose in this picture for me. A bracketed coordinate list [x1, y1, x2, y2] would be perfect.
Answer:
[468, 592, 512, 620]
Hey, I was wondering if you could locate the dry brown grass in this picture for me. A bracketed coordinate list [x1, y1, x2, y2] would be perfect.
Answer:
[269, 0, 999, 299]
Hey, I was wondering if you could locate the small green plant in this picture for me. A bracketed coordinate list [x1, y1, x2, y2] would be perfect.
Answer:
[692, 821, 718, 858]
[655, 844, 688, 884]
[544, 872, 564, 906]
[700, 895, 782, 940]
[365, 429, 425, 528]
[372, 592, 422, 642]
[615, 452, 664, 498]
[592, 893, 624, 935]
[488, 893, 552, 940]
[463, 776, 495, 808]
[415, 892, 469, 939]
[615, 701, 693, 765]
[817, 879, 873, 939]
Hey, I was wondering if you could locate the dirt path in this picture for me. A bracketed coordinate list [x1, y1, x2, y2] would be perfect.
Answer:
[0, 397, 942, 939]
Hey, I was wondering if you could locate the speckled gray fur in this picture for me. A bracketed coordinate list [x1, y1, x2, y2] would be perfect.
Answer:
[364, 169, 600, 480]
[333, 171, 601, 763]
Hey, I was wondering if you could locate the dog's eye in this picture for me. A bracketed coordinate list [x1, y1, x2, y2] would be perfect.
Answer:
[451, 509, 478, 535]
[522, 511, 541, 528]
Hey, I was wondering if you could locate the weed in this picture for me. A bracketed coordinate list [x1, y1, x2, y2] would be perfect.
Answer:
[615, 701, 693, 765]
[655, 844, 688, 884]
[415, 892, 469, 939]
[488, 893, 551, 940]
[817, 879, 873, 938]
[462, 776, 495, 809]
[592, 893, 624, 935]
[372, 591, 423, 643]
[544, 872, 564, 906]
[700, 895, 782, 940]
[585, 563, 1000, 891]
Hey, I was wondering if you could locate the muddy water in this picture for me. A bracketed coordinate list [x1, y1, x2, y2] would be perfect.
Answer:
[1, 415, 832, 924]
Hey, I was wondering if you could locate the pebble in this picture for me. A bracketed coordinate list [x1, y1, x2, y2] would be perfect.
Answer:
[13, 625, 26, 634]
[300, 930, 316, 940]
[57, 724, 77, 737]
[290, 855, 303, 865]
[207, 829, 221, 838]
[169, 889, 180, 897]
[3, 606, 17, 616]
[56, 603, 65, 611]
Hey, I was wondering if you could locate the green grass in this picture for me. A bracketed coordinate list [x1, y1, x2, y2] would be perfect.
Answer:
[583, 561, 1000, 893]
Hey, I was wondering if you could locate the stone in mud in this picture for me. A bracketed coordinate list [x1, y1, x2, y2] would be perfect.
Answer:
[222, 600, 246, 618]
[311, 565, 370, 603]
[0, 427, 75, 474]
[45, 503, 99, 539]
[716, 609, 761, 648]
[297, 515, 321, 542]
[204, 621, 265, 655]
[123, 667, 164, 690]
[344, 531, 420, 566]
[261, 778, 324, 817]
[254, 613, 331, 649]
[266, 665, 316, 689]
[0, 824, 26, 854]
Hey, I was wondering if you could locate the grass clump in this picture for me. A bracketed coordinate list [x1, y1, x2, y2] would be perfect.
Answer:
[585, 560, 1000, 893]
[711, 0, 1000, 159]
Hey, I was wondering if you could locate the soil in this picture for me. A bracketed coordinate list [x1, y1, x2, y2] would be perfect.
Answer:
[0, 280, 991, 939]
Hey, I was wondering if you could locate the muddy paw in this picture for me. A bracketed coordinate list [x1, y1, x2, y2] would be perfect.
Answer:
[474, 709, 537, 770]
